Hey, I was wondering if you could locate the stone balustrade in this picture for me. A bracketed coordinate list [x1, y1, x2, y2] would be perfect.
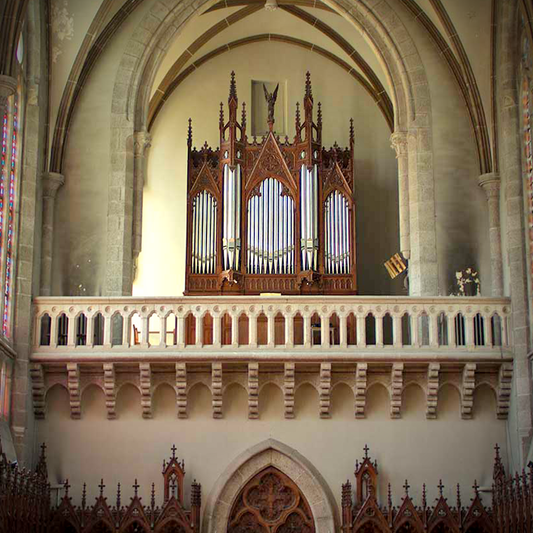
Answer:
[31, 295, 511, 361]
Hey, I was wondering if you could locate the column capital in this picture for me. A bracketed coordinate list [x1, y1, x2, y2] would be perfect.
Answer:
[478, 172, 501, 199]
[0, 75, 17, 116]
[133, 130, 152, 157]
[390, 131, 408, 157]
[42, 171, 65, 199]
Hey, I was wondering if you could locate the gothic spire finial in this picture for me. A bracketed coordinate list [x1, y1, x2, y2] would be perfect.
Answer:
[295, 102, 301, 129]
[387, 483, 392, 509]
[117, 482, 121, 510]
[82, 483, 87, 509]
[242, 102, 247, 129]
[317, 102, 322, 127]
[422, 483, 427, 509]
[229, 71, 237, 101]
[151, 483, 156, 509]
[187, 118, 192, 147]
[456, 483, 462, 510]
[403, 480, 410, 497]
[133, 479, 140, 498]
[219, 103, 224, 127]
[438, 480, 444, 498]
[99, 479, 106, 498]
[350, 118, 354, 145]
[305, 71, 313, 100]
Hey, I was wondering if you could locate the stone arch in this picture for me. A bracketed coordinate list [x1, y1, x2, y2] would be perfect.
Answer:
[203, 438, 337, 533]
[107, 0, 436, 296]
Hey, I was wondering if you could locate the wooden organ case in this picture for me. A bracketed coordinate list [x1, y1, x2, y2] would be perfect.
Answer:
[185, 72, 357, 295]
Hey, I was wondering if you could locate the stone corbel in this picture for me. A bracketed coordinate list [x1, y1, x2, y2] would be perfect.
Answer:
[496, 363, 513, 419]
[478, 173, 503, 296]
[212, 363, 223, 419]
[139, 362, 152, 419]
[319, 363, 332, 418]
[176, 363, 187, 419]
[66, 363, 81, 419]
[461, 363, 476, 419]
[103, 363, 116, 419]
[30, 363, 46, 419]
[248, 362, 259, 419]
[284, 362, 295, 419]
[0, 75, 17, 118]
[426, 363, 440, 419]
[390, 363, 404, 419]
[354, 363, 368, 419]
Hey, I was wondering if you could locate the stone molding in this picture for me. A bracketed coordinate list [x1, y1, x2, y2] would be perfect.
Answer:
[31, 360, 510, 422]
[202, 439, 337, 533]
[41, 171, 65, 199]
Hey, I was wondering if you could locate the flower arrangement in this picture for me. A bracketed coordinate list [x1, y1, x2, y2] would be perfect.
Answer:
[454, 267, 480, 296]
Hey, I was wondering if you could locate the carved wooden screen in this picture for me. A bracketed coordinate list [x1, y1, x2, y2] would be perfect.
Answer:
[228, 466, 315, 533]
[185, 72, 357, 295]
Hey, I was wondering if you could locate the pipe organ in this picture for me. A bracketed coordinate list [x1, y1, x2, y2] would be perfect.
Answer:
[185, 72, 357, 295]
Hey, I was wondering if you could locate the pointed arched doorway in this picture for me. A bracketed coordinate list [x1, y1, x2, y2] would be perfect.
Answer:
[228, 466, 315, 533]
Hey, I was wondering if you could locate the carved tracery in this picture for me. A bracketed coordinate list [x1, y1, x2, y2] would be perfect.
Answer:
[227, 467, 315, 533]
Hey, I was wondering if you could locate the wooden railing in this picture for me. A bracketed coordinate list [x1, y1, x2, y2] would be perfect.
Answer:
[31, 296, 511, 361]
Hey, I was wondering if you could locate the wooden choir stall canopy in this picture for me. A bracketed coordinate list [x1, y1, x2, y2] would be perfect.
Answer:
[185, 72, 357, 295]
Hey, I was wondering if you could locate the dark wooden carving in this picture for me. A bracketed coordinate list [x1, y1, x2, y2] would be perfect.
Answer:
[185, 71, 357, 296]
[228, 466, 315, 533]
[0, 438, 532, 533]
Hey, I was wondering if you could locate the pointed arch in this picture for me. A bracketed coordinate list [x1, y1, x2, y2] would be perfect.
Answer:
[203, 439, 337, 533]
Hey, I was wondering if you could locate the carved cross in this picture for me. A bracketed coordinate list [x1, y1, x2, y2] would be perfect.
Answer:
[64, 479, 71, 496]
[133, 479, 140, 497]
[403, 480, 410, 496]
[438, 480, 444, 497]
[99, 479, 106, 497]
[363, 444, 370, 459]
[472, 480, 480, 496]
[171, 444, 177, 459]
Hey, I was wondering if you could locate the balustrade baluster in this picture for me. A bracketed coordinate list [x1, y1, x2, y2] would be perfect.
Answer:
[465, 315, 475, 348]
[375, 315, 384, 347]
[501, 315, 509, 347]
[213, 314, 222, 348]
[86, 314, 94, 348]
[249, 315, 258, 348]
[484, 314, 493, 347]
[450, 313, 457, 347]
[177, 316, 186, 348]
[285, 314, 294, 348]
[103, 315, 112, 348]
[159, 315, 168, 347]
[267, 313, 275, 348]
[141, 315, 150, 348]
[231, 313, 239, 347]
[321, 314, 330, 348]
[429, 314, 439, 348]
[67, 314, 76, 348]
[393, 315, 402, 348]
[356, 316, 366, 347]
[195, 315, 204, 347]
[411, 315, 420, 347]
[50, 314, 59, 348]
[339, 315, 347, 348]
[303, 314, 312, 348]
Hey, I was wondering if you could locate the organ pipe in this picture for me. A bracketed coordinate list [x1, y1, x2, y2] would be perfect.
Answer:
[324, 191, 351, 275]
[191, 191, 217, 274]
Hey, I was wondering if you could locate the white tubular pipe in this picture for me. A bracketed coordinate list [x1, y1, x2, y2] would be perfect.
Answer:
[223, 166, 228, 270]
[324, 199, 329, 274]
[195, 195, 200, 273]
[192, 197, 197, 274]
[236, 165, 241, 269]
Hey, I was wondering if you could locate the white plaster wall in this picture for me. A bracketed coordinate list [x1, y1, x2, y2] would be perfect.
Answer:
[134, 41, 401, 296]
[36, 382, 506, 519]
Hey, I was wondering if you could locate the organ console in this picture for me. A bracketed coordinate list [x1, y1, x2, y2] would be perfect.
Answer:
[185, 71, 357, 295]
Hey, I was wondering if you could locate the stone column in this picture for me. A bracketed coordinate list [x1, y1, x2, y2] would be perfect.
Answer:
[478, 172, 503, 296]
[0, 75, 17, 118]
[390, 131, 410, 259]
[132, 130, 152, 281]
[39, 172, 65, 296]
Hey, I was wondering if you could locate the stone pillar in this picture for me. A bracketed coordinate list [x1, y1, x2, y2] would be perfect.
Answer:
[132, 130, 151, 281]
[39, 172, 65, 296]
[0, 75, 17, 118]
[390, 131, 410, 259]
[478, 172, 503, 296]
